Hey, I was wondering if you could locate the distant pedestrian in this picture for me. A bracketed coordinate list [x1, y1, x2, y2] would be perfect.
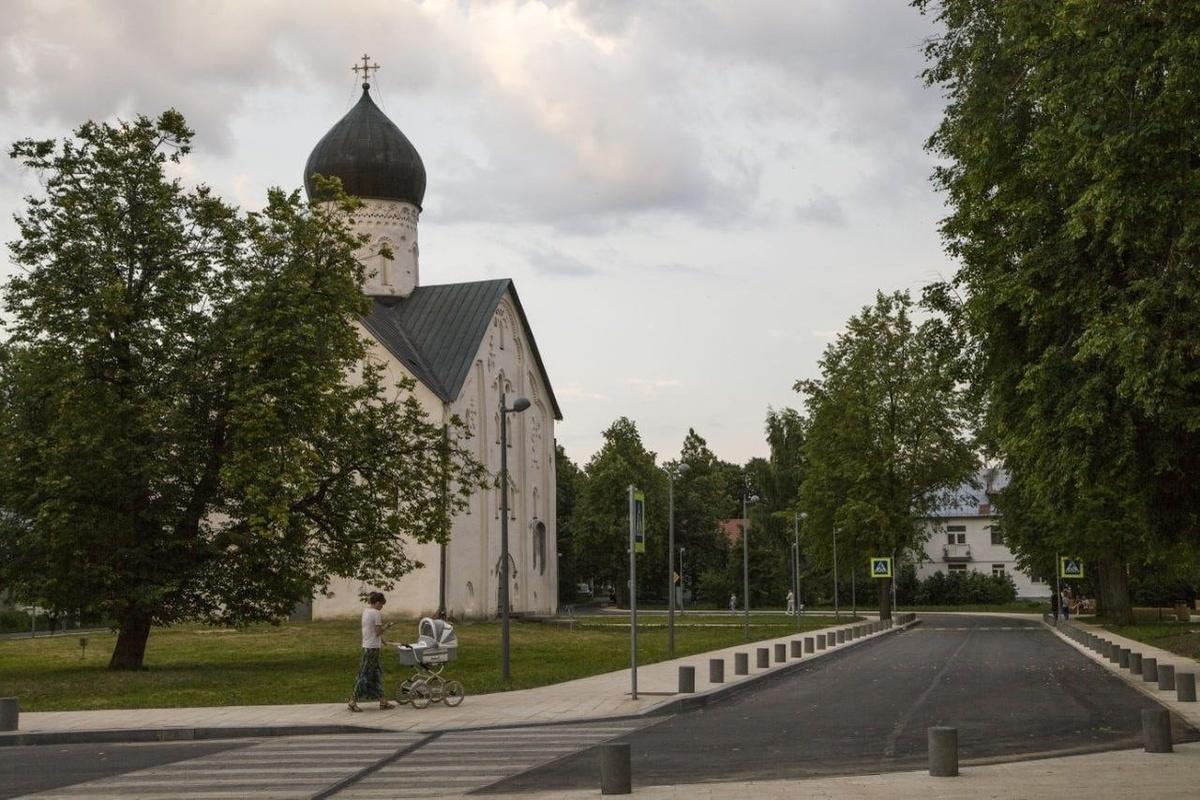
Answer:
[730, 593, 738, 614]
[1061, 590, 1071, 621]
[786, 590, 796, 615]
[348, 591, 395, 712]
[1050, 591, 1060, 621]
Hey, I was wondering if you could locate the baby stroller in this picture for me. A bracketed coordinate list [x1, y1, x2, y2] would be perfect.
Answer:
[394, 617, 464, 708]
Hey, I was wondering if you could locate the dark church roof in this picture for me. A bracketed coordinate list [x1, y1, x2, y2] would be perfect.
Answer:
[304, 85, 427, 208]
[361, 278, 563, 420]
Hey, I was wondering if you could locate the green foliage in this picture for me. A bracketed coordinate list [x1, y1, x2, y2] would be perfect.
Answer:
[0, 615, 836, 711]
[0, 111, 486, 668]
[554, 444, 584, 602]
[914, 571, 1018, 606]
[914, 0, 1200, 622]
[796, 290, 978, 615]
[673, 430, 734, 604]
[572, 418, 665, 604]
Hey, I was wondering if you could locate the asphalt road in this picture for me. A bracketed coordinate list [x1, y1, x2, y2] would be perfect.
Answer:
[0, 740, 249, 800]
[4, 615, 1193, 797]
[484, 613, 1195, 792]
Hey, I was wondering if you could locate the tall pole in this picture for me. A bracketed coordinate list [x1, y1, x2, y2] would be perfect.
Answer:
[742, 493, 756, 639]
[833, 526, 840, 621]
[679, 547, 686, 614]
[743, 493, 749, 638]
[667, 463, 689, 654]
[499, 391, 530, 683]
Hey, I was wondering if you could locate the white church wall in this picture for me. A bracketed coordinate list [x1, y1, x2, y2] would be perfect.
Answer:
[311, 300, 557, 622]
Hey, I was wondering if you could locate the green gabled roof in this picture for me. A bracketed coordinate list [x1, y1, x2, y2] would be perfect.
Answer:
[361, 279, 562, 420]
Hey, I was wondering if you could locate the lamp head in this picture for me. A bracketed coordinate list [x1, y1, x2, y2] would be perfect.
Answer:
[508, 397, 531, 413]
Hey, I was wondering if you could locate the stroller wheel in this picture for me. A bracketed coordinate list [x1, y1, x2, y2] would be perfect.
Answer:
[409, 680, 433, 709]
[395, 682, 412, 704]
[442, 680, 465, 707]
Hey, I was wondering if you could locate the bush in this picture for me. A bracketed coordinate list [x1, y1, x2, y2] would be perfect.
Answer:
[914, 570, 1017, 606]
[0, 609, 41, 633]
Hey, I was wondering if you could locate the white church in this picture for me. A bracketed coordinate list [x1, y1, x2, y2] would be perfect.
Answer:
[298, 68, 561, 622]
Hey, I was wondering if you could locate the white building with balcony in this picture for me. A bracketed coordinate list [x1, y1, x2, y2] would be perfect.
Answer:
[913, 468, 1048, 599]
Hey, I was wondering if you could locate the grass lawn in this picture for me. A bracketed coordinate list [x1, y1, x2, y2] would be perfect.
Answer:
[1099, 606, 1200, 661]
[0, 613, 842, 712]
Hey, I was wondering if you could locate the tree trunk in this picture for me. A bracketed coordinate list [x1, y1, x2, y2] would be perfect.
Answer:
[109, 612, 152, 670]
[1093, 557, 1133, 625]
[878, 578, 893, 621]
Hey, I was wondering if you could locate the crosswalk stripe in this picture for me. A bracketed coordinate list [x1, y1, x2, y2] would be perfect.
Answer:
[23, 724, 653, 799]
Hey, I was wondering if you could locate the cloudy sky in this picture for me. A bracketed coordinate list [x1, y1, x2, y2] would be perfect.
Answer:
[0, 0, 951, 468]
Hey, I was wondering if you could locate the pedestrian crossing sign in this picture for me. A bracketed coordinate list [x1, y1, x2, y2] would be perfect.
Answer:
[870, 557, 892, 579]
[1060, 558, 1084, 579]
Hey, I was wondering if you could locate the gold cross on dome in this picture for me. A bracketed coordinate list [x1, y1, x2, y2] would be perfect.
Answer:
[352, 54, 380, 86]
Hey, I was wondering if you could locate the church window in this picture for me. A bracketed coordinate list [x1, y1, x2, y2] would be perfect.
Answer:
[533, 521, 547, 576]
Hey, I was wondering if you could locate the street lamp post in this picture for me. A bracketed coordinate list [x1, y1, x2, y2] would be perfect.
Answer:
[667, 463, 689, 655]
[793, 511, 807, 625]
[833, 526, 840, 621]
[499, 391, 531, 682]
[742, 492, 758, 639]
[679, 547, 686, 614]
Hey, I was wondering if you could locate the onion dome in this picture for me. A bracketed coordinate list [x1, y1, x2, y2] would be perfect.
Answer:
[304, 84, 426, 208]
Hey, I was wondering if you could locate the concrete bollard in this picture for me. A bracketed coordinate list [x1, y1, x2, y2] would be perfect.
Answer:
[0, 698, 17, 732]
[734, 652, 749, 675]
[709, 658, 725, 683]
[928, 727, 959, 777]
[836, 630, 846, 644]
[816, 634, 826, 650]
[775, 643, 787, 663]
[804, 637, 815, 653]
[757, 647, 770, 668]
[790, 639, 803, 658]
[678, 665, 696, 694]
[1109, 643, 1121, 663]
[1119, 648, 1130, 668]
[1130, 652, 1143, 675]
[1159, 664, 1176, 692]
[1144, 658, 1159, 683]
[1177, 673, 1197, 702]
[600, 742, 632, 794]
[1143, 708, 1173, 754]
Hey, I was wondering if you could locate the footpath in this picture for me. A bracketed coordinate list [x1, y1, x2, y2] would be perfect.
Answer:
[5, 613, 1200, 798]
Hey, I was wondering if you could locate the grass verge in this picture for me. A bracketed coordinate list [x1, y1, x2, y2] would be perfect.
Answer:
[0, 613, 840, 712]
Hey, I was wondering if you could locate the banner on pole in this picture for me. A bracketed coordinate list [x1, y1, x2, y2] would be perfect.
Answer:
[633, 490, 646, 553]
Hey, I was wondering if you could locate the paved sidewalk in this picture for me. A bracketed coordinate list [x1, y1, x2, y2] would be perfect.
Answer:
[7, 613, 1200, 797]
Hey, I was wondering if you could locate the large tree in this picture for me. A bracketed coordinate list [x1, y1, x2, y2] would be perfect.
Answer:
[797, 290, 977, 620]
[572, 417, 665, 606]
[554, 443, 584, 601]
[0, 111, 486, 668]
[672, 429, 733, 608]
[914, 1, 1200, 621]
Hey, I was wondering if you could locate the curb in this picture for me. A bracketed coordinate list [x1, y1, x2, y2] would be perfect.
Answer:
[0, 723, 387, 748]
[0, 616, 918, 748]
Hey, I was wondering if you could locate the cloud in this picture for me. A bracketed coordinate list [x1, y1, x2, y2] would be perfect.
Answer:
[627, 377, 681, 396]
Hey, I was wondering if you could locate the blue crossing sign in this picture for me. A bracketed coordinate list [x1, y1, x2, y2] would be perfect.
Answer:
[870, 557, 892, 579]
[1059, 557, 1084, 579]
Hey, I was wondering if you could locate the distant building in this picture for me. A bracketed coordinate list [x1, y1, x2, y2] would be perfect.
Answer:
[912, 468, 1048, 599]
[719, 519, 743, 545]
